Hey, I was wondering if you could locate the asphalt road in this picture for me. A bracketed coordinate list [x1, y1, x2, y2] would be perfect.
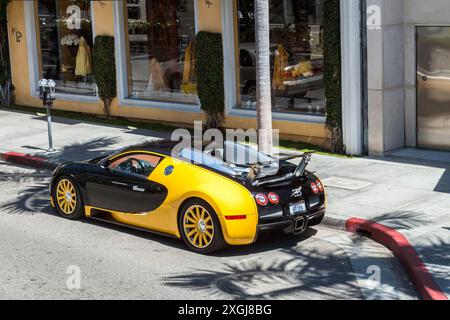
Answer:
[0, 161, 418, 300]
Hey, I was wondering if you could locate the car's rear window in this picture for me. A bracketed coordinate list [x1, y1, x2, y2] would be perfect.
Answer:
[179, 148, 239, 177]
[178, 141, 276, 178]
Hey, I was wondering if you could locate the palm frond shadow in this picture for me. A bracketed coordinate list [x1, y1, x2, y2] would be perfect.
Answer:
[0, 183, 51, 215]
[164, 244, 366, 300]
[45, 136, 121, 163]
[371, 211, 429, 230]
[1, 137, 124, 215]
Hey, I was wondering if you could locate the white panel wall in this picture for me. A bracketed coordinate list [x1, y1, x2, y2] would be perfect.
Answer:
[403, 0, 450, 147]
[367, 0, 405, 155]
[367, 0, 450, 155]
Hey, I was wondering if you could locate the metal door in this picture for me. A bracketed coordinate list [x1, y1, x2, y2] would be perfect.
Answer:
[417, 27, 450, 150]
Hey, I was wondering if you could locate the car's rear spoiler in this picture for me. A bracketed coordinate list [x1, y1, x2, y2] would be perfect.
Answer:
[251, 152, 313, 187]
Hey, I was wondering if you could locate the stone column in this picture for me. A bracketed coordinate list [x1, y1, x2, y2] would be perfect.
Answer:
[341, 0, 363, 155]
[366, 0, 405, 156]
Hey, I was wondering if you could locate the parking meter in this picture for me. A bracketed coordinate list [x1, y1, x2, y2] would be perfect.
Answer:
[38, 79, 56, 152]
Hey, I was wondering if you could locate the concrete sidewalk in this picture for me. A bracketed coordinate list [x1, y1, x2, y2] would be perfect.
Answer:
[0, 108, 170, 165]
[0, 108, 449, 299]
[308, 152, 450, 299]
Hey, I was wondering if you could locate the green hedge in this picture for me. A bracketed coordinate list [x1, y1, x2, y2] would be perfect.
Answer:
[92, 35, 116, 118]
[323, 0, 343, 152]
[194, 31, 224, 128]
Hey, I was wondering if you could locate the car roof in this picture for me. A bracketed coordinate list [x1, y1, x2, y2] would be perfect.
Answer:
[116, 139, 246, 182]
[118, 139, 178, 156]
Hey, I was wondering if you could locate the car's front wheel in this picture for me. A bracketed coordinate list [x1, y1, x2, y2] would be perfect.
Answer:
[53, 176, 85, 220]
[179, 199, 225, 254]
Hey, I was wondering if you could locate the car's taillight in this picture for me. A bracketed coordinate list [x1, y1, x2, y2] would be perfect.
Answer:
[268, 192, 280, 204]
[311, 182, 319, 194]
[316, 180, 324, 192]
[255, 193, 269, 206]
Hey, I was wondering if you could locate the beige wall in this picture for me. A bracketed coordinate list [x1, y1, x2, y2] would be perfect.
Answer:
[197, 0, 222, 33]
[7, 1, 33, 107]
[8, 0, 328, 147]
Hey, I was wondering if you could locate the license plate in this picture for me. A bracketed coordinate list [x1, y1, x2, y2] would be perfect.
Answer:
[289, 201, 307, 215]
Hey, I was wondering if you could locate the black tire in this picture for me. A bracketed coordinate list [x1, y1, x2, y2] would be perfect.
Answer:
[178, 199, 226, 254]
[308, 213, 325, 227]
[53, 175, 85, 220]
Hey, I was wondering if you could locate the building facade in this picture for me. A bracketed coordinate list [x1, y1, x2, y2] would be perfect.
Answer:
[13, 0, 450, 157]
[367, 0, 450, 155]
[7, 0, 365, 153]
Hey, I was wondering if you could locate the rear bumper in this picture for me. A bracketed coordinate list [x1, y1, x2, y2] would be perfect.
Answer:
[257, 209, 325, 235]
[219, 214, 259, 246]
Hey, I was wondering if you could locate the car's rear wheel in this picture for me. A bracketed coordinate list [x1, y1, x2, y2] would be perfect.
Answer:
[179, 199, 225, 254]
[53, 176, 85, 220]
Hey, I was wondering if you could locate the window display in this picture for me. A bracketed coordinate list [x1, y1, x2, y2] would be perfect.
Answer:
[236, 0, 325, 116]
[125, 0, 197, 104]
[37, 0, 96, 96]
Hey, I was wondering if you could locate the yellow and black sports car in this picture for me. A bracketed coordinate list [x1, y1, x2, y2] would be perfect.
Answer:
[49, 140, 326, 254]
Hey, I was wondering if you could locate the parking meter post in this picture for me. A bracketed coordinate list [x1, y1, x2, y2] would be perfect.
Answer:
[39, 79, 56, 153]
[46, 99, 55, 152]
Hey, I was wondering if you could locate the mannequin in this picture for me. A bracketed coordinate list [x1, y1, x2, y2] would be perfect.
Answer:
[75, 36, 92, 77]
[147, 56, 166, 92]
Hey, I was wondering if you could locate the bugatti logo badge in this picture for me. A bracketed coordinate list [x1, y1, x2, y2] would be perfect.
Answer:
[291, 187, 303, 198]
[164, 165, 174, 176]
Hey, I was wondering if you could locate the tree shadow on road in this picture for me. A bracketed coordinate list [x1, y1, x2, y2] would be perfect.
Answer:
[0, 182, 51, 215]
[163, 242, 375, 300]
[28, 112, 172, 139]
[29, 136, 122, 164]
[162, 231, 423, 300]
[370, 211, 430, 230]
[0, 137, 127, 214]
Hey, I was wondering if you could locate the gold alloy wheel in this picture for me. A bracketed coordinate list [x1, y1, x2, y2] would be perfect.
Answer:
[183, 205, 215, 249]
[56, 179, 77, 215]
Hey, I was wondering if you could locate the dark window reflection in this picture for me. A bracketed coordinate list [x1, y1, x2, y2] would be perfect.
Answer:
[126, 0, 197, 104]
[37, 0, 96, 96]
[237, 0, 325, 116]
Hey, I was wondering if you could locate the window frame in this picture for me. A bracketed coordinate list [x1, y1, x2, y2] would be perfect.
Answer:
[107, 151, 164, 179]
[113, 0, 201, 112]
[25, 0, 99, 102]
[220, 0, 326, 124]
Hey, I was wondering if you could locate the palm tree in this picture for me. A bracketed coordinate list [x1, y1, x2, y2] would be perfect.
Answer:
[254, 0, 273, 155]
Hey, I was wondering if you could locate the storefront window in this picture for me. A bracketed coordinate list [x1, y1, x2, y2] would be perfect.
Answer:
[125, 0, 197, 104]
[37, 0, 96, 96]
[236, 0, 325, 116]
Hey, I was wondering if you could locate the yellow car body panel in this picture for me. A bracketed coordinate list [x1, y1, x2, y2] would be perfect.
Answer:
[85, 154, 259, 245]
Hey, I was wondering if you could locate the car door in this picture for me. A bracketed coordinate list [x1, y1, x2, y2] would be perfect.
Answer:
[86, 152, 167, 213]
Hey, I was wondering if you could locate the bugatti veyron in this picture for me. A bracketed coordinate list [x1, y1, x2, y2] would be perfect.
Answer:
[49, 140, 326, 254]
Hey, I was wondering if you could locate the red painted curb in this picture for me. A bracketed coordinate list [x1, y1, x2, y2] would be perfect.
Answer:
[0, 151, 52, 169]
[345, 218, 448, 301]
